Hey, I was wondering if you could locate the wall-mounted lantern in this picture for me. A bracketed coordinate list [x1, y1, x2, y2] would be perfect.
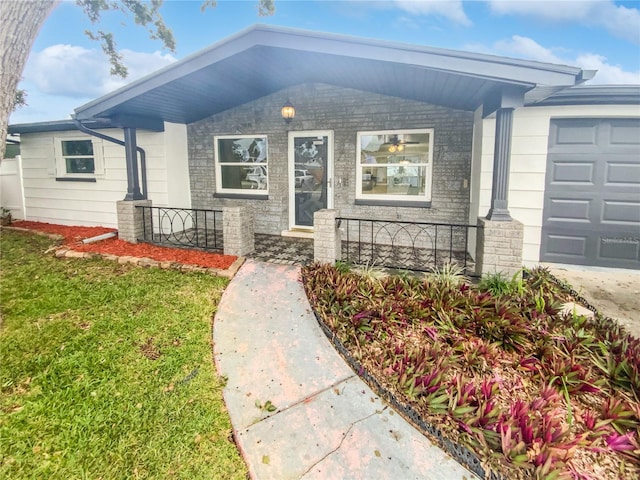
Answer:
[281, 100, 295, 124]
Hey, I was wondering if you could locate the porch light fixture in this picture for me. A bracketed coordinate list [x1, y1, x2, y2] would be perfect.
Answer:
[281, 101, 295, 123]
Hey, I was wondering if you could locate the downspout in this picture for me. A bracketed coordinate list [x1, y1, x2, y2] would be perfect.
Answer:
[73, 119, 148, 199]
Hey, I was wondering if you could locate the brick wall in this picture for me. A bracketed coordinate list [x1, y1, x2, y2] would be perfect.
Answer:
[187, 83, 474, 236]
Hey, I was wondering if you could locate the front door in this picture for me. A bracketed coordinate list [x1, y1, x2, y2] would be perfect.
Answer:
[288, 131, 333, 231]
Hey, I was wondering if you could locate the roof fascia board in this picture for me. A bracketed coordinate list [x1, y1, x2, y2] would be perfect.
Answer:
[255, 28, 583, 86]
[8, 119, 114, 134]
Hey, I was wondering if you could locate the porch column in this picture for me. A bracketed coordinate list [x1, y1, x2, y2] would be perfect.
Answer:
[475, 216, 523, 278]
[223, 206, 254, 257]
[123, 127, 144, 201]
[314, 209, 341, 264]
[487, 107, 514, 221]
[117, 199, 152, 243]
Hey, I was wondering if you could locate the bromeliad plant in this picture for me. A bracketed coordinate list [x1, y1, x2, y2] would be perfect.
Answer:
[301, 263, 640, 480]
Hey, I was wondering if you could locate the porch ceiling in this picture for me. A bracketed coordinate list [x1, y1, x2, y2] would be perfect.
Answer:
[74, 25, 589, 125]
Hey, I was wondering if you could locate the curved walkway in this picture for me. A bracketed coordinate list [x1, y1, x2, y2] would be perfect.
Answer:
[213, 259, 475, 479]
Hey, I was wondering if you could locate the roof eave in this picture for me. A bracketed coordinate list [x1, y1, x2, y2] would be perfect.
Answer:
[8, 119, 115, 134]
[74, 24, 587, 123]
[531, 84, 640, 106]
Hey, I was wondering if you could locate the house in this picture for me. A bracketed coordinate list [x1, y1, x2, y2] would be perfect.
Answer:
[7, 119, 191, 228]
[8, 25, 640, 272]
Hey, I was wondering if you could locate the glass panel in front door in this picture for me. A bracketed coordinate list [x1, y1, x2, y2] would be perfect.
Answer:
[293, 135, 328, 227]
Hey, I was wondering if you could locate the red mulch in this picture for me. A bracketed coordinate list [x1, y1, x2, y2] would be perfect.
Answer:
[9, 220, 237, 270]
[11, 220, 115, 244]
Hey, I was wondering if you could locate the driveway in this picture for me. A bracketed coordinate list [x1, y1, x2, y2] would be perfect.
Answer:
[547, 266, 640, 338]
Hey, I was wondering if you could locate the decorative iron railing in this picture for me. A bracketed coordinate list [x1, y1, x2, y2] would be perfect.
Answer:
[136, 206, 223, 251]
[336, 217, 480, 275]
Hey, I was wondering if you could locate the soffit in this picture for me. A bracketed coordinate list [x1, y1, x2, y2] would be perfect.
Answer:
[74, 25, 586, 125]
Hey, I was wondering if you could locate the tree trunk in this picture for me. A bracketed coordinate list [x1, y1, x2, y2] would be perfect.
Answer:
[0, 0, 57, 160]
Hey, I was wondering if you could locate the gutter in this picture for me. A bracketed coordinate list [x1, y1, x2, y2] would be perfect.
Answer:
[72, 119, 148, 199]
[82, 231, 117, 244]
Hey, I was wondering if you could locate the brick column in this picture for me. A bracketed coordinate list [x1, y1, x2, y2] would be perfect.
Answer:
[223, 206, 254, 257]
[117, 199, 152, 243]
[475, 217, 523, 278]
[314, 209, 341, 265]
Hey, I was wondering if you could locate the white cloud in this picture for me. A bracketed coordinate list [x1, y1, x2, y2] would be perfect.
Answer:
[487, 0, 596, 20]
[23, 44, 176, 99]
[9, 86, 88, 124]
[486, 0, 640, 44]
[494, 35, 565, 64]
[466, 35, 640, 84]
[394, 0, 471, 26]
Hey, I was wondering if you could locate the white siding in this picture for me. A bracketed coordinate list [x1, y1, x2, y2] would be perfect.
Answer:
[164, 122, 191, 208]
[18, 122, 190, 228]
[477, 104, 640, 266]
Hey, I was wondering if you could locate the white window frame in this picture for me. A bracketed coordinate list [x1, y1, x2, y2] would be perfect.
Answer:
[355, 128, 434, 203]
[214, 134, 269, 195]
[54, 137, 104, 178]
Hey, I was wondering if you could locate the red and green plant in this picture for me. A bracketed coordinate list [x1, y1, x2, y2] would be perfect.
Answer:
[302, 263, 640, 480]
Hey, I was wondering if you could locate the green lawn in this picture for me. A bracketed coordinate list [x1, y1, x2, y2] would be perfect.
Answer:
[0, 231, 247, 479]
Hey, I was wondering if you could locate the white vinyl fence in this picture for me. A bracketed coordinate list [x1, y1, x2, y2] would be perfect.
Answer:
[0, 156, 26, 220]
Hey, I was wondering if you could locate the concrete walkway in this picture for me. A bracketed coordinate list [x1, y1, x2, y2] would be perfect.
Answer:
[213, 260, 475, 480]
[547, 265, 640, 339]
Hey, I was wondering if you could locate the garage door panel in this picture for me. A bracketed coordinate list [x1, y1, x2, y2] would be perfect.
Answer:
[542, 118, 640, 269]
[610, 119, 640, 145]
[542, 227, 640, 265]
[605, 162, 640, 186]
[553, 119, 598, 145]
[543, 234, 587, 257]
[545, 197, 591, 223]
[599, 236, 640, 262]
[601, 200, 640, 224]
[550, 161, 595, 184]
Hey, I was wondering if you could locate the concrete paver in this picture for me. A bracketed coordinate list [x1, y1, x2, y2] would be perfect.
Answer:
[214, 259, 475, 480]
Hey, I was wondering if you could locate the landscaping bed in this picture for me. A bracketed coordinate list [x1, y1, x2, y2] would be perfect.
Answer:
[302, 263, 640, 479]
[8, 220, 237, 270]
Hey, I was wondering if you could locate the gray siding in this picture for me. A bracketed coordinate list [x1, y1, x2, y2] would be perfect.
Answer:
[187, 83, 474, 235]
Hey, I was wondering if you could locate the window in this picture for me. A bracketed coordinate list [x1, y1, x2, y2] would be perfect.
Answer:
[215, 135, 268, 195]
[55, 137, 102, 179]
[356, 129, 434, 204]
[62, 140, 95, 173]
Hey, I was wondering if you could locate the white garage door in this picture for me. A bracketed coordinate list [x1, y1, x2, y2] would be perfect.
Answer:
[541, 118, 640, 270]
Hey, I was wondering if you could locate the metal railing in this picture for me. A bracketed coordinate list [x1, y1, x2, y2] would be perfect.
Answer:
[137, 206, 223, 251]
[337, 217, 480, 275]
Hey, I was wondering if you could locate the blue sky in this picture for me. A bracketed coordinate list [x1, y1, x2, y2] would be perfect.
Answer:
[11, 0, 640, 124]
